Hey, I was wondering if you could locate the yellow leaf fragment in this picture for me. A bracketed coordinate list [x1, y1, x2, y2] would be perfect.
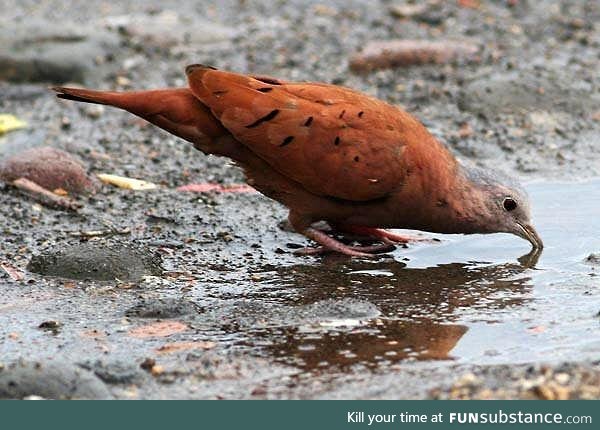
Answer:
[53, 188, 69, 196]
[97, 173, 157, 190]
[0, 114, 27, 135]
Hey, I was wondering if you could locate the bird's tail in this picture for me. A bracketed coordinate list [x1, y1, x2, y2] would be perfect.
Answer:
[52, 87, 229, 151]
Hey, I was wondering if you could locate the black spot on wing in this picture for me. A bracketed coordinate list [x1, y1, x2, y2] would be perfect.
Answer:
[280, 136, 295, 147]
[254, 76, 282, 85]
[246, 109, 280, 128]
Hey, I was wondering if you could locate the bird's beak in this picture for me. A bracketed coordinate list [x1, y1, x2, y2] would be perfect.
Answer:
[516, 222, 543, 250]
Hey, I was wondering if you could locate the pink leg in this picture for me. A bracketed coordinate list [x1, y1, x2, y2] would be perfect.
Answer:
[294, 239, 396, 256]
[288, 213, 397, 257]
[295, 227, 375, 257]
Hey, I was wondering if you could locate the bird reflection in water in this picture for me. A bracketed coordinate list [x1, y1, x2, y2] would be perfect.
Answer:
[246, 251, 538, 373]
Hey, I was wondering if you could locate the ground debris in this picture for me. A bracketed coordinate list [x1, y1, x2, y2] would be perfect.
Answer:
[38, 320, 62, 334]
[0, 146, 97, 196]
[389, 4, 428, 19]
[0, 114, 27, 134]
[156, 341, 216, 354]
[128, 321, 189, 338]
[177, 183, 256, 193]
[97, 173, 158, 190]
[431, 363, 600, 400]
[531, 381, 570, 400]
[140, 358, 156, 371]
[12, 177, 82, 211]
[350, 39, 480, 72]
[457, 0, 480, 9]
[0, 261, 25, 281]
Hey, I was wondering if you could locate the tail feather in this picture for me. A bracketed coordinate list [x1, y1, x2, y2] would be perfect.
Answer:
[52, 86, 229, 147]
[53, 87, 121, 106]
[55, 92, 108, 105]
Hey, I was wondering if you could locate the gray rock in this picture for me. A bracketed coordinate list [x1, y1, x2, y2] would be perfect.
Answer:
[27, 242, 163, 281]
[0, 19, 119, 84]
[0, 361, 112, 399]
[126, 297, 201, 318]
[101, 11, 237, 49]
[459, 71, 600, 116]
[78, 360, 146, 385]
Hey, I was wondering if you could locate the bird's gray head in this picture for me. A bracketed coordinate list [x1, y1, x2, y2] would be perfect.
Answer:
[459, 163, 543, 250]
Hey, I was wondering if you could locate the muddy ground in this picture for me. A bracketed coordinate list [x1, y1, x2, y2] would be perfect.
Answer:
[0, 0, 599, 399]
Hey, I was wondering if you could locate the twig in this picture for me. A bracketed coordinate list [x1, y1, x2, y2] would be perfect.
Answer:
[1, 262, 25, 281]
[69, 220, 130, 238]
[68, 218, 130, 238]
[12, 177, 82, 211]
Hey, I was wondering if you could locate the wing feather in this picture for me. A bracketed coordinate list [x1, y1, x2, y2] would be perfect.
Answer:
[187, 66, 435, 201]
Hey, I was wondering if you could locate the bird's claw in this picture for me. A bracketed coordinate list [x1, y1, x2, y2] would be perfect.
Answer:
[334, 226, 437, 245]
[294, 243, 396, 257]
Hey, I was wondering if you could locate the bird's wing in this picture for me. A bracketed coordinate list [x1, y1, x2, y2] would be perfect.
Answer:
[187, 65, 427, 201]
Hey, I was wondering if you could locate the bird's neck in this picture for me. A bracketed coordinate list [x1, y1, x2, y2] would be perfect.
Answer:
[405, 143, 493, 235]
[440, 166, 495, 234]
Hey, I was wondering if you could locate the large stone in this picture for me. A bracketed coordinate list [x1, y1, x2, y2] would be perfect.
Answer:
[0, 146, 97, 195]
[0, 361, 112, 400]
[27, 242, 163, 281]
[101, 11, 237, 49]
[459, 71, 600, 116]
[0, 19, 119, 84]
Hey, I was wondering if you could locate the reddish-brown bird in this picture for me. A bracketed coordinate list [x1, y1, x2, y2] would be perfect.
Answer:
[53, 65, 543, 257]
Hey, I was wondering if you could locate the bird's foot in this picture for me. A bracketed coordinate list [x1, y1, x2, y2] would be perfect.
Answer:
[294, 243, 396, 256]
[336, 225, 433, 244]
[295, 227, 395, 257]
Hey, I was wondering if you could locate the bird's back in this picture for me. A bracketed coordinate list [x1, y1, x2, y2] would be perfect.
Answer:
[186, 65, 455, 203]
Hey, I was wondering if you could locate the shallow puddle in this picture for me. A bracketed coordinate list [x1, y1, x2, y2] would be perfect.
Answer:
[242, 180, 600, 373]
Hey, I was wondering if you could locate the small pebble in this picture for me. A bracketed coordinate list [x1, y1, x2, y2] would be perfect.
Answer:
[585, 253, 600, 265]
[85, 105, 105, 119]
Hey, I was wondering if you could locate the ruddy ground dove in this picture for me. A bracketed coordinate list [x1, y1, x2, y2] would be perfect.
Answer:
[53, 65, 542, 257]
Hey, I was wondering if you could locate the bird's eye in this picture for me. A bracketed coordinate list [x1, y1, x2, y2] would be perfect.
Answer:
[503, 197, 518, 211]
